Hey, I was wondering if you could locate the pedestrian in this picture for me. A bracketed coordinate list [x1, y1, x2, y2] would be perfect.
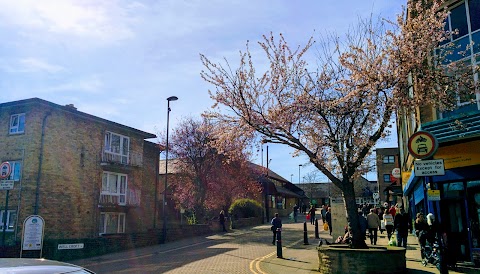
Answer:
[219, 210, 227, 232]
[378, 207, 385, 234]
[308, 205, 316, 225]
[383, 207, 395, 240]
[270, 213, 282, 245]
[414, 212, 428, 254]
[425, 213, 449, 273]
[325, 207, 332, 235]
[302, 204, 307, 214]
[388, 204, 397, 218]
[358, 211, 367, 240]
[320, 205, 327, 223]
[366, 208, 380, 245]
[293, 204, 299, 223]
[394, 207, 410, 248]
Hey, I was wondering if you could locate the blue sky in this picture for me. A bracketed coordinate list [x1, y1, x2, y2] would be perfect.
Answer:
[0, 0, 403, 182]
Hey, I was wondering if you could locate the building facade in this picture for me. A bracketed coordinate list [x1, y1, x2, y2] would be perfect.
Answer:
[375, 148, 402, 206]
[398, 0, 480, 265]
[0, 98, 159, 249]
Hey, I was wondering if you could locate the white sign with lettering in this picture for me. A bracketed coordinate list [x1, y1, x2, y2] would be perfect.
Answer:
[414, 159, 445, 176]
[58, 243, 84, 250]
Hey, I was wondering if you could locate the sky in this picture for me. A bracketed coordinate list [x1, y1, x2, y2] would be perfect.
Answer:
[0, 0, 403, 183]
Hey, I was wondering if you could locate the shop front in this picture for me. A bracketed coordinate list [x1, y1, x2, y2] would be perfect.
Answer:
[404, 140, 480, 266]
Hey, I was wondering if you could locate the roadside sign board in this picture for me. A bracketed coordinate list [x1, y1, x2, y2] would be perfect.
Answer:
[0, 180, 14, 190]
[414, 159, 445, 176]
[407, 131, 439, 159]
[427, 190, 441, 201]
[0, 162, 12, 179]
[58, 243, 84, 250]
[22, 215, 45, 251]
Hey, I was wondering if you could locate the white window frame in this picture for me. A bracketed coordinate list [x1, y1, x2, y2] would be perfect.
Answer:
[383, 155, 395, 164]
[0, 210, 17, 232]
[104, 131, 130, 164]
[9, 113, 25, 134]
[102, 172, 127, 205]
[99, 212, 126, 235]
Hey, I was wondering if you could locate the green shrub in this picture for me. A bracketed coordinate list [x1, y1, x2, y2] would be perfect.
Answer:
[228, 198, 262, 219]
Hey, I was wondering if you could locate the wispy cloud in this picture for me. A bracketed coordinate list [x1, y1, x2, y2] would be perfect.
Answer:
[0, 0, 138, 46]
[0, 58, 65, 73]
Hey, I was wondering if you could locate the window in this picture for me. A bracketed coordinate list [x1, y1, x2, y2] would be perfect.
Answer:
[383, 174, 392, 183]
[383, 155, 395, 164]
[104, 131, 129, 164]
[9, 113, 25, 134]
[99, 212, 125, 234]
[4, 161, 21, 181]
[102, 172, 127, 205]
[0, 210, 17, 231]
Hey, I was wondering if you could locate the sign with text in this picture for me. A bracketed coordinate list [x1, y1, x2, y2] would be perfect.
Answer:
[427, 190, 441, 201]
[58, 243, 84, 250]
[414, 159, 445, 176]
[0, 180, 14, 190]
[22, 215, 45, 251]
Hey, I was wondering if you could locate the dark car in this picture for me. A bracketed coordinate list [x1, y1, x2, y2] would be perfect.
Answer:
[0, 258, 95, 274]
[417, 143, 428, 154]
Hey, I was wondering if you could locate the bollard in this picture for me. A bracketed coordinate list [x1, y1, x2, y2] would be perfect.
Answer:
[315, 219, 319, 239]
[276, 228, 283, 258]
[303, 222, 309, 245]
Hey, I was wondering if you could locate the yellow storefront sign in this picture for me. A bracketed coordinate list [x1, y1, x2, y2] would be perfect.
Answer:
[427, 189, 441, 201]
[433, 140, 480, 169]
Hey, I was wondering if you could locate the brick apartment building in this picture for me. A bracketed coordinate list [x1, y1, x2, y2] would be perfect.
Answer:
[0, 98, 160, 251]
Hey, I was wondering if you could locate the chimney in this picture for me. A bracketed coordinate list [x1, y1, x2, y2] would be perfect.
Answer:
[65, 104, 77, 110]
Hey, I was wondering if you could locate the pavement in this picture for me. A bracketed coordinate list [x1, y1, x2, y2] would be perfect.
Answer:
[258, 215, 479, 274]
[69, 212, 480, 273]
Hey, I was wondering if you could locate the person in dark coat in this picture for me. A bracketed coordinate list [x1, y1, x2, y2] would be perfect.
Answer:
[358, 211, 368, 240]
[394, 207, 410, 248]
[219, 210, 227, 232]
[271, 213, 282, 245]
[308, 205, 316, 225]
[325, 207, 332, 235]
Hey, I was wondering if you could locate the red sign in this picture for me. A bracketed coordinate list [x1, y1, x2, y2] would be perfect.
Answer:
[407, 131, 438, 159]
[0, 162, 12, 179]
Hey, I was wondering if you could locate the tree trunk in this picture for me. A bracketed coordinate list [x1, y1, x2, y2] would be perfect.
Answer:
[342, 179, 368, 249]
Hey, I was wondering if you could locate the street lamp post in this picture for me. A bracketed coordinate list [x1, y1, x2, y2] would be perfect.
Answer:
[290, 174, 293, 182]
[163, 96, 178, 243]
[298, 164, 302, 184]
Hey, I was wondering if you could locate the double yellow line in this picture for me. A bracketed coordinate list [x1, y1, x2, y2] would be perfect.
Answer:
[249, 238, 304, 274]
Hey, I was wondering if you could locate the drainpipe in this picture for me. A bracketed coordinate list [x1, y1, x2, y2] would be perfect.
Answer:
[34, 112, 51, 215]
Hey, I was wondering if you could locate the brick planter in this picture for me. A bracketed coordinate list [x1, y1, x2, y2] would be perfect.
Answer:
[317, 245, 406, 274]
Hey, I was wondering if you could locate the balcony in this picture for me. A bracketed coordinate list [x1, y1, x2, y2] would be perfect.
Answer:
[101, 150, 143, 167]
[98, 189, 141, 208]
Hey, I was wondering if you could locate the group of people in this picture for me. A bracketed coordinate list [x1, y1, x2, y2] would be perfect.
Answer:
[357, 203, 411, 247]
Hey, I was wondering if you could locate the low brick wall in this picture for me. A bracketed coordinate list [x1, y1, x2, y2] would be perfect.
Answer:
[230, 217, 262, 229]
[317, 245, 406, 274]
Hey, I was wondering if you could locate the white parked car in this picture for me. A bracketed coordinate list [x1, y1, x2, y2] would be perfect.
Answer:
[0, 258, 95, 274]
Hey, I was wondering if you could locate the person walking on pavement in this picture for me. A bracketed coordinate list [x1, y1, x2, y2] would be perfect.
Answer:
[367, 208, 380, 245]
[383, 207, 395, 240]
[219, 210, 227, 232]
[325, 207, 332, 235]
[293, 204, 299, 223]
[394, 207, 411, 248]
[271, 213, 282, 245]
[414, 212, 429, 259]
[308, 205, 316, 225]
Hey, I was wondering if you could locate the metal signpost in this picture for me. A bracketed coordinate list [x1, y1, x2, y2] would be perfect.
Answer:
[1, 161, 12, 247]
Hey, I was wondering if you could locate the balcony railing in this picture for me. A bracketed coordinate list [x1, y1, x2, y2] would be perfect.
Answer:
[101, 150, 143, 167]
[99, 189, 141, 207]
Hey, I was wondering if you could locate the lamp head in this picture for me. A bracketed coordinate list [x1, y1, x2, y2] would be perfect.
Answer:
[167, 96, 178, 101]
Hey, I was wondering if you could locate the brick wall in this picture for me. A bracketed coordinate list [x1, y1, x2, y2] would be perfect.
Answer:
[317, 245, 406, 274]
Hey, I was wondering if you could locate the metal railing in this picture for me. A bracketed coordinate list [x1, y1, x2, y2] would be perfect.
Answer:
[101, 150, 143, 167]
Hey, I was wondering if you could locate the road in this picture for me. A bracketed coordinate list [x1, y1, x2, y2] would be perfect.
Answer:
[70, 221, 317, 274]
